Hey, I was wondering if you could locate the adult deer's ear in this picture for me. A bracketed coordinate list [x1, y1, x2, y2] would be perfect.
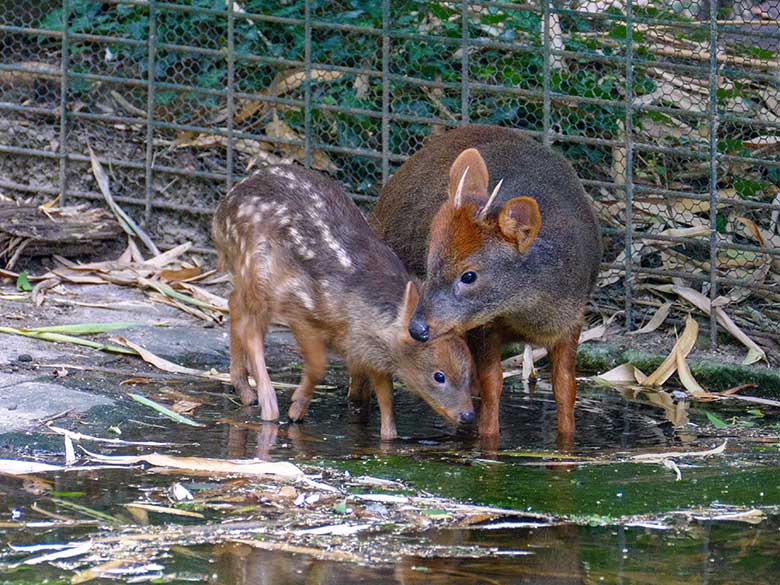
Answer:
[448, 148, 489, 208]
[398, 281, 420, 334]
[498, 197, 541, 253]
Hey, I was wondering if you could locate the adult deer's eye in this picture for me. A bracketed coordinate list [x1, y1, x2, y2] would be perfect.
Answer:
[433, 371, 446, 384]
[460, 271, 477, 284]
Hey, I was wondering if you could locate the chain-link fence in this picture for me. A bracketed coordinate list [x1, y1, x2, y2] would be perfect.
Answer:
[1, 0, 779, 349]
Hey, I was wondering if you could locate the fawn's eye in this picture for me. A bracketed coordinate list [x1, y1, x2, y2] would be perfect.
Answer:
[460, 271, 477, 284]
[433, 371, 446, 384]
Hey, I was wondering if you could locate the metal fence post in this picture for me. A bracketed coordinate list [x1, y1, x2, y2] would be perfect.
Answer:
[624, 0, 635, 330]
[226, 0, 235, 192]
[542, 0, 551, 147]
[381, 0, 390, 184]
[144, 0, 157, 225]
[707, 0, 720, 348]
[460, 0, 469, 124]
[58, 0, 70, 207]
[303, 0, 312, 168]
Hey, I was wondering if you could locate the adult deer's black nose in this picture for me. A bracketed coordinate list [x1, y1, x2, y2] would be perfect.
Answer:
[408, 318, 430, 342]
[459, 410, 475, 425]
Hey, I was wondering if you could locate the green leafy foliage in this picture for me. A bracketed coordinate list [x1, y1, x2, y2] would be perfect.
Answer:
[15, 272, 32, 292]
[34, 0, 778, 203]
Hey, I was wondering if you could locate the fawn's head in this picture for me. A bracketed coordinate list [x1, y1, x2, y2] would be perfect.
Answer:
[395, 282, 475, 425]
[408, 148, 542, 342]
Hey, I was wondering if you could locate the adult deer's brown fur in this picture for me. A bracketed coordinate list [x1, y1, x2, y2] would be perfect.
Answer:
[212, 164, 475, 440]
[371, 125, 602, 446]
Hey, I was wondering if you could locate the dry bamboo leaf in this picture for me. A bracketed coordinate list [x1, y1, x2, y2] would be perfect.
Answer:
[0, 460, 64, 475]
[735, 217, 766, 246]
[71, 559, 130, 584]
[22, 541, 92, 565]
[171, 399, 200, 415]
[112, 337, 305, 390]
[629, 301, 672, 336]
[174, 282, 229, 311]
[631, 439, 727, 462]
[642, 315, 698, 386]
[265, 114, 338, 172]
[47, 425, 180, 447]
[143, 242, 192, 269]
[80, 447, 303, 478]
[595, 363, 648, 385]
[669, 285, 766, 364]
[88, 146, 160, 256]
[675, 344, 711, 398]
[125, 503, 204, 519]
[64, 434, 76, 465]
[112, 337, 205, 377]
[50, 268, 106, 285]
[159, 266, 202, 282]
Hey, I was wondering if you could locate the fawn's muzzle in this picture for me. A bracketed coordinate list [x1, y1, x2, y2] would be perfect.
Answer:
[408, 318, 430, 342]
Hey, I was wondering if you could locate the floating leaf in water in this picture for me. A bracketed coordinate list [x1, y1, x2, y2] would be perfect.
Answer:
[49, 497, 123, 525]
[80, 447, 303, 478]
[420, 509, 451, 518]
[124, 503, 204, 519]
[705, 411, 729, 429]
[130, 393, 206, 428]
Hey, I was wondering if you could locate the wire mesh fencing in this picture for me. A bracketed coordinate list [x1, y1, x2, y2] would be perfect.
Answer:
[1, 0, 779, 349]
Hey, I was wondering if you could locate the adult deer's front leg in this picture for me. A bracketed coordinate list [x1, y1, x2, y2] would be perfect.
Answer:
[548, 322, 582, 450]
[468, 328, 503, 449]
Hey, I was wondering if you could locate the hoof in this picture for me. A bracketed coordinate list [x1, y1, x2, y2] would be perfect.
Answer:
[380, 425, 398, 441]
[237, 387, 257, 406]
[288, 399, 310, 422]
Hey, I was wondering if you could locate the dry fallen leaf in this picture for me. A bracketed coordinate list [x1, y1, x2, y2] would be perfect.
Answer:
[80, 447, 304, 478]
[642, 315, 698, 386]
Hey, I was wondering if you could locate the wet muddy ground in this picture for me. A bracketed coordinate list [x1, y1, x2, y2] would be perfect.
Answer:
[1, 284, 779, 584]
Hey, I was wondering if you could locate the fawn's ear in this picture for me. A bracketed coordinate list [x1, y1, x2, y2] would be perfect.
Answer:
[398, 281, 420, 331]
[498, 197, 541, 253]
[448, 148, 489, 208]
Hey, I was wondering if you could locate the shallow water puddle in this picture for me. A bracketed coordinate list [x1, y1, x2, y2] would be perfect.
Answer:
[1, 367, 779, 583]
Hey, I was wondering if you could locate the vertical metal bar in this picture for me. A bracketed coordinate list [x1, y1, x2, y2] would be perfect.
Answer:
[460, 0, 470, 124]
[144, 0, 157, 225]
[226, 0, 235, 192]
[707, 0, 719, 349]
[624, 0, 635, 330]
[542, 0, 551, 146]
[303, 0, 312, 168]
[381, 0, 390, 184]
[58, 0, 70, 207]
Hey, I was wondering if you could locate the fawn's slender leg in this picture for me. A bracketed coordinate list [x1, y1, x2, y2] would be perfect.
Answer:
[244, 310, 278, 421]
[548, 321, 582, 450]
[287, 322, 327, 422]
[346, 369, 372, 413]
[468, 327, 503, 452]
[228, 292, 257, 406]
[370, 372, 397, 441]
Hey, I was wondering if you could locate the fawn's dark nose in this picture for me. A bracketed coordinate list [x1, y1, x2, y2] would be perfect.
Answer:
[408, 319, 430, 342]
[459, 411, 475, 425]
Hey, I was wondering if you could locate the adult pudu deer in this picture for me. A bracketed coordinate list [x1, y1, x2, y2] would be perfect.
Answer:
[212, 164, 475, 440]
[371, 125, 602, 447]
